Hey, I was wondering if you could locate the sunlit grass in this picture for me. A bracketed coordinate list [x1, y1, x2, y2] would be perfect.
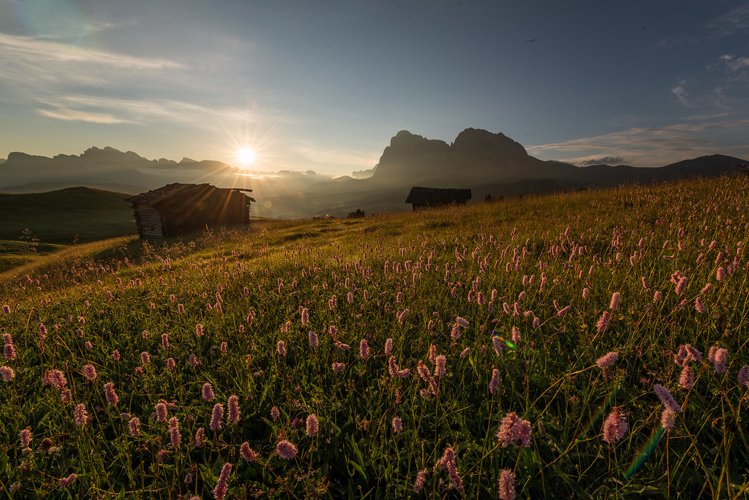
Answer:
[0, 176, 747, 497]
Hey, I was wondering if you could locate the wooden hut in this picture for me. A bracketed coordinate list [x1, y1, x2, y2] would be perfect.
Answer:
[127, 183, 254, 239]
[405, 186, 471, 211]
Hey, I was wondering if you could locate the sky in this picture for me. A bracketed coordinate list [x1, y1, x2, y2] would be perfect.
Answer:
[0, 0, 748, 175]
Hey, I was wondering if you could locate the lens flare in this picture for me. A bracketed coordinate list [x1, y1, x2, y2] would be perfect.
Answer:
[489, 330, 516, 350]
[624, 427, 665, 479]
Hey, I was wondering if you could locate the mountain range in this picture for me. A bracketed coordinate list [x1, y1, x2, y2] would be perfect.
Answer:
[1, 129, 747, 218]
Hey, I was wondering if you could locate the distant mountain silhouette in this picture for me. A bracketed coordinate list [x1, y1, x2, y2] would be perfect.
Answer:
[1, 131, 746, 218]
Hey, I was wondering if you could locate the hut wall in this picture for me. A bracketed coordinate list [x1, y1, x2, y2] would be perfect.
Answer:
[133, 205, 164, 239]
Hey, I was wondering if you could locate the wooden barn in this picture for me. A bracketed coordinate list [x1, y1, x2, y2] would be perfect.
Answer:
[405, 186, 471, 211]
[127, 183, 254, 239]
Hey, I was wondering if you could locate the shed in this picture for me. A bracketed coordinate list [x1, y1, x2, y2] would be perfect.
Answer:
[405, 186, 471, 211]
[127, 183, 254, 239]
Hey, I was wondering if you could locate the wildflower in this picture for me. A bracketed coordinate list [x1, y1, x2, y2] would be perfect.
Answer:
[460, 347, 471, 359]
[202, 382, 215, 401]
[413, 469, 428, 493]
[111, 349, 121, 361]
[532, 316, 540, 329]
[2, 305, 9, 314]
[178, 303, 185, 314]
[428, 344, 437, 364]
[276, 340, 286, 357]
[60, 388, 72, 403]
[306, 414, 319, 437]
[384, 338, 393, 356]
[240, 441, 258, 462]
[74, 403, 89, 426]
[276, 439, 298, 460]
[436, 447, 463, 493]
[713, 347, 728, 374]
[595, 310, 612, 333]
[45, 369, 67, 390]
[155, 402, 168, 422]
[227, 395, 240, 424]
[84, 341, 93, 350]
[492, 335, 504, 355]
[737, 365, 749, 387]
[168, 417, 181, 448]
[161, 333, 169, 350]
[661, 408, 677, 431]
[653, 384, 681, 413]
[189, 354, 199, 368]
[653, 290, 662, 302]
[104, 382, 119, 406]
[450, 323, 462, 340]
[602, 407, 628, 444]
[210, 403, 224, 431]
[679, 365, 695, 390]
[332, 361, 345, 373]
[359, 339, 369, 360]
[59, 473, 78, 487]
[165, 357, 176, 370]
[511, 326, 521, 343]
[270, 406, 280, 421]
[498, 469, 516, 500]
[213, 462, 232, 500]
[694, 296, 705, 313]
[582, 287, 589, 300]
[308, 330, 318, 350]
[392, 416, 403, 434]
[609, 292, 621, 311]
[489, 368, 500, 395]
[716, 267, 726, 281]
[196, 323, 204, 336]
[557, 305, 571, 317]
[417, 361, 431, 382]
[596, 352, 618, 371]
[194, 427, 205, 448]
[0, 366, 15, 382]
[675, 277, 687, 295]
[301, 307, 309, 325]
[19, 428, 31, 448]
[456, 316, 469, 328]
[497, 412, 532, 448]
[128, 417, 141, 437]
[435, 355, 447, 378]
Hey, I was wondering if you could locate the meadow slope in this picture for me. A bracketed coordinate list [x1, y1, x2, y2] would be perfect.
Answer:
[0, 176, 748, 498]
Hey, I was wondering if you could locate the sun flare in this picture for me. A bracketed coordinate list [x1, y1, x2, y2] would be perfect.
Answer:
[236, 147, 257, 167]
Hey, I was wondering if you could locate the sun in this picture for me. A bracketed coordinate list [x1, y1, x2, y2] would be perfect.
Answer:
[236, 147, 257, 167]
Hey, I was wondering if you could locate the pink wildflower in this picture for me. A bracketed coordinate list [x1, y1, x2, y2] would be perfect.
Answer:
[434, 355, 446, 378]
[308, 330, 318, 350]
[213, 462, 232, 500]
[359, 339, 369, 360]
[595, 311, 610, 333]
[332, 361, 345, 373]
[168, 417, 181, 449]
[59, 473, 78, 487]
[104, 382, 119, 406]
[596, 352, 618, 371]
[80, 364, 97, 381]
[111, 349, 121, 361]
[2, 305, 9, 314]
[140, 352, 150, 365]
[276, 439, 298, 460]
[609, 292, 621, 310]
[306, 414, 319, 437]
[161, 333, 169, 350]
[460, 347, 471, 359]
[165, 357, 176, 370]
[384, 338, 393, 356]
[189, 354, 199, 368]
[557, 305, 571, 317]
[240, 441, 258, 462]
[455, 316, 469, 328]
[202, 382, 215, 401]
[653, 384, 681, 413]
[210, 403, 224, 431]
[227, 395, 240, 424]
[128, 417, 141, 437]
[301, 307, 309, 325]
[497, 412, 532, 448]
[716, 267, 726, 281]
[694, 296, 705, 313]
[392, 416, 403, 434]
[413, 469, 428, 493]
[19, 428, 31, 448]
[679, 365, 695, 390]
[155, 402, 168, 422]
[277, 340, 286, 357]
[45, 369, 67, 390]
[713, 347, 728, 374]
[661, 408, 677, 431]
[675, 276, 687, 295]
[498, 469, 516, 500]
[492, 335, 503, 355]
[602, 407, 628, 444]
[737, 365, 749, 387]
[195, 323, 204, 336]
[270, 406, 280, 421]
[74, 403, 89, 426]
[489, 368, 500, 395]
[0, 366, 15, 382]
[194, 427, 205, 448]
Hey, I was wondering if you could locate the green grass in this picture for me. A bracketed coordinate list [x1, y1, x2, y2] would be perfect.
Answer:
[0, 176, 747, 498]
[0, 186, 136, 244]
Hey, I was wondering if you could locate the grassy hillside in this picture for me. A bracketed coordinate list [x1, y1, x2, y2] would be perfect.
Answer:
[0, 176, 747, 498]
[0, 186, 136, 244]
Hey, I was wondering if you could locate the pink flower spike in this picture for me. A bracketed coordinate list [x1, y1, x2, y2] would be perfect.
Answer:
[498, 469, 516, 500]
[602, 407, 628, 444]
[276, 439, 298, 460]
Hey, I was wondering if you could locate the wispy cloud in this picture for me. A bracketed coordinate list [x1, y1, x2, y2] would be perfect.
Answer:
[528, 118, 749, 166]
[719, 54, 749, 72]
[657, 4, 749, 48]
[671, 80, 691, 106]
[36, 108, 134, 125]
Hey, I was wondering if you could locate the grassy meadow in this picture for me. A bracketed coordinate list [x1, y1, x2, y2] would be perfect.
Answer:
[0, 175, 748, 498]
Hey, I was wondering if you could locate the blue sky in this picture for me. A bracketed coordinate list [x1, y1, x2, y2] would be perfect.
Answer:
[1, 0, 748, 174]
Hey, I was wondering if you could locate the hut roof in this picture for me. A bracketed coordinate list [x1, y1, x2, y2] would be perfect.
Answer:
[405, 186, 471, 204]
[127, 183, 254, 206]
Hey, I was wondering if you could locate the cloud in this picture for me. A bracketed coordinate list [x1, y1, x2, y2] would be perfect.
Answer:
[36, 108, 134, 125]
[671, 80, 691, 106]
[528, 117, 749, 166]
[719, 54, 749, 72]
[657, 4, 749, 48]
[577, 156, 625, 167]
